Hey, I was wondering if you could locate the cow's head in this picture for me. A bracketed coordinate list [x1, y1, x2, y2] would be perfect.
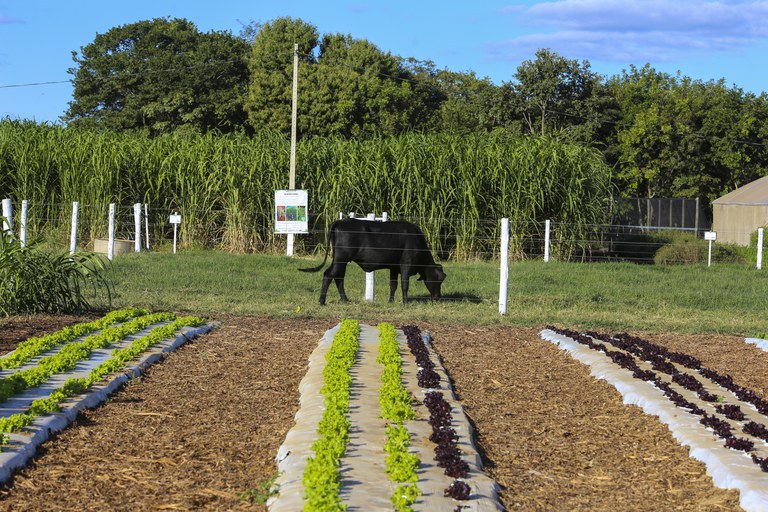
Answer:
[419, 263, 446, 300]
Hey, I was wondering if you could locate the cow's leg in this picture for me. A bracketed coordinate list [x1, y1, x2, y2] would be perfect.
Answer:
[389, 268, 399, 303]
[331, 262, 349, 303]
[319, 266, 335, 305]
[400, 265, 411, 304]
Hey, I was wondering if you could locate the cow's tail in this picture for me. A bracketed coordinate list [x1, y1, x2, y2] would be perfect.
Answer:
[298, 221, 336, 273]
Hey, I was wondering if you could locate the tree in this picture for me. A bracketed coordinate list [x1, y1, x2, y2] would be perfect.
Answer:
[312, 34, 436, 137]
[430, 69, 503, 134]
[609, 65, 768, 204]
[65, 18, 250, 136]
[509, 48, 609, 140]
[245, 17, 319, 134]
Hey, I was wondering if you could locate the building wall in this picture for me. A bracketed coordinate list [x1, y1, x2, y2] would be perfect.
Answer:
[712, 204, 768, 245]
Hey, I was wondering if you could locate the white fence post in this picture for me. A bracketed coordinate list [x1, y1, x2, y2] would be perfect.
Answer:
[499, 218, 510, 315]
[757, 228, 764, 270]
[172, 213, 178, 254]
[133, 203, 142, 253]
[69, 201, 79, 255]
[365, 213, 376, 302]
[1, 198, 12, 233]
[107, 203, 116, 261]
[144, 203, 150, 252]
[19, 200, 28, 247]
[544, 219, 551, 263]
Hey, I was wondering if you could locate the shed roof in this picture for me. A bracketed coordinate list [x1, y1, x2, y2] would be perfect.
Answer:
[713, 175, 768, 205]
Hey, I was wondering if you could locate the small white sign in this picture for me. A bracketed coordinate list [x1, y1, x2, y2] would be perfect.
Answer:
[275, 190, 308, 234]
[169, 214, 182, 224]
[704, 231, 717, 241]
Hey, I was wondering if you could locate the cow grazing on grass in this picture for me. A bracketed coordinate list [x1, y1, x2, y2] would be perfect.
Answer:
[299, 218, 446, 305]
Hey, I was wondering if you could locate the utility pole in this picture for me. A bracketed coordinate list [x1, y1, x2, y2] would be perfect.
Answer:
[287, 43, 299, 257]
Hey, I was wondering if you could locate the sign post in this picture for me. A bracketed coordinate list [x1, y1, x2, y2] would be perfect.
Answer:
[704, 231, 716, 267]
[275, 190, 309, 241]
[169, 212, 181, 254]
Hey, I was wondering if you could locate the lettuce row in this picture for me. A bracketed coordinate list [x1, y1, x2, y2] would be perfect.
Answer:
[0, 315, 206, 446]
[377, 323, 421, 511]
[302, 319, 360, 512]
[0, 311, 176, 404]
[0, 307, 149, 370]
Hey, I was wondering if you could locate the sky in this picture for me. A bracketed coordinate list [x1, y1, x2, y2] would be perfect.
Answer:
[2, 0, 768, 124]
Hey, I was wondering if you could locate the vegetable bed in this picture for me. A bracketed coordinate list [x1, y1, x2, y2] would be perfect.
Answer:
[0, 308, 214, 484]
[0, 316, 760, 511]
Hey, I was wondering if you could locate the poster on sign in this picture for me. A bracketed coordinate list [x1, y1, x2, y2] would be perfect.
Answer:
[274, 189, 308, 234]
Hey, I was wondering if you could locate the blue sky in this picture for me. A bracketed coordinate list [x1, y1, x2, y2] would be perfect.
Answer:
[2, 0, 768, 123]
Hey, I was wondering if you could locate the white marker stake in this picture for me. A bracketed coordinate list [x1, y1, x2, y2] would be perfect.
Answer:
[1, 198, 12, 233]
[19, 200, 28, 247]
[544, 219, 551, 263]
[365, 213, 376, 302]
[757, 228, 764, 270]
[133, 203, 141, 253]
[144, 203, 150, 251]
[107, 203, 116, 261]
[499, 218, 510, 315]
[69, 201, 79, 254]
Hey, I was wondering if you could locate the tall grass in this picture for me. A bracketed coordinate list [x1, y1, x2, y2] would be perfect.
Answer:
[0, 120, 611, 259]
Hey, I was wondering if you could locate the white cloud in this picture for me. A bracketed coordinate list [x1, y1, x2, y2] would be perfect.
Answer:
[492, 0, 768, 62]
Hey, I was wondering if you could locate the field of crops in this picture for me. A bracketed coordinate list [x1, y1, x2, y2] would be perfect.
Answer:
[1, 311, 767, 511]
[0, 119, 611, 259]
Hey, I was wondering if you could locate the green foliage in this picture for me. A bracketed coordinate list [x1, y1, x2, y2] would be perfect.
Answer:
[608, 65, 768, 204]
[302, 319, 359, 512]
[65, 17, 250, 136]
[239, 472, 281, 505]
[377, 324, 415, 422]
[653, 232, 748, 265]
[0, 307, 147, 369]
[0, 121, 611, 259]
[511, 48, 616, 143]
[0, 312, 176, 404]
[377, 323, 420, 509]
[0, 313, 205, 448]
[391, 483, 422, 512]
[0, 227, 112, 316]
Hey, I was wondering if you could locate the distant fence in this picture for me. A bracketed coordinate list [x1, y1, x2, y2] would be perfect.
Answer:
[3, 197, 765, 268]
[612, 197, 707, 233]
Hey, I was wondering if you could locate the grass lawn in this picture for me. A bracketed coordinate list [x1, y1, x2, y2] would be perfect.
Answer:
[106, 250, 768, 337]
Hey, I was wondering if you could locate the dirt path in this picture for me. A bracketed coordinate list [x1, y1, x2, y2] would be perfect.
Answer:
[0, 315, 756, 511]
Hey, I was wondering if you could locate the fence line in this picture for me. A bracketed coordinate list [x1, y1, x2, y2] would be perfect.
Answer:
[2, 197, 766, 268]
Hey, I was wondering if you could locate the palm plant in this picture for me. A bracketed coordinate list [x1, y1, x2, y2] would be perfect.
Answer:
[0, 226, 112, 316]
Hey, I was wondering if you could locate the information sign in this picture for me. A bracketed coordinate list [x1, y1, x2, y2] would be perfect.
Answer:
[275, 190, 308, 234]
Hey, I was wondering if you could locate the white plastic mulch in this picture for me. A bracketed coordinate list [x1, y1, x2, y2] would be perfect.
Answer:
[541, 328, 768, 512]
[269, 323, 503, 512]
[0, 322, 217, 484]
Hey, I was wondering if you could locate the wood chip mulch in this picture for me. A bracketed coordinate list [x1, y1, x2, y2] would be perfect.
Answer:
[0, 314, 761, 511]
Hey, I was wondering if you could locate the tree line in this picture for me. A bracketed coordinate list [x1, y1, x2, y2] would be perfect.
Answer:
[62, 16, 768, 208]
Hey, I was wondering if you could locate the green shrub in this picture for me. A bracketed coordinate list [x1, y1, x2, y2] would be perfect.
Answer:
[0, 227, 112, 316]
[653, 233, 705, 265]
[652, 232, 748, 265]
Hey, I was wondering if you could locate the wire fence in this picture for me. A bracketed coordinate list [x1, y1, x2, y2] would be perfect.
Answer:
[3, 197, 767, 268]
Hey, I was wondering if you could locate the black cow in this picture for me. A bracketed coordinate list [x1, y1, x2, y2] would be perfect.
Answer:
[299, 218, 446, 305]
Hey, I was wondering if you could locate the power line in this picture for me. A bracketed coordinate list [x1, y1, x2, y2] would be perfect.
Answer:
[0, 79, 71, 89]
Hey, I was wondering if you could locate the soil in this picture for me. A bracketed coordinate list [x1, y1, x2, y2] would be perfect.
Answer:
[0, 314, 761, 511]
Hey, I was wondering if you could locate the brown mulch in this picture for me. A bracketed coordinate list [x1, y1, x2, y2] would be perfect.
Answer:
[0, 314, 760, 511]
